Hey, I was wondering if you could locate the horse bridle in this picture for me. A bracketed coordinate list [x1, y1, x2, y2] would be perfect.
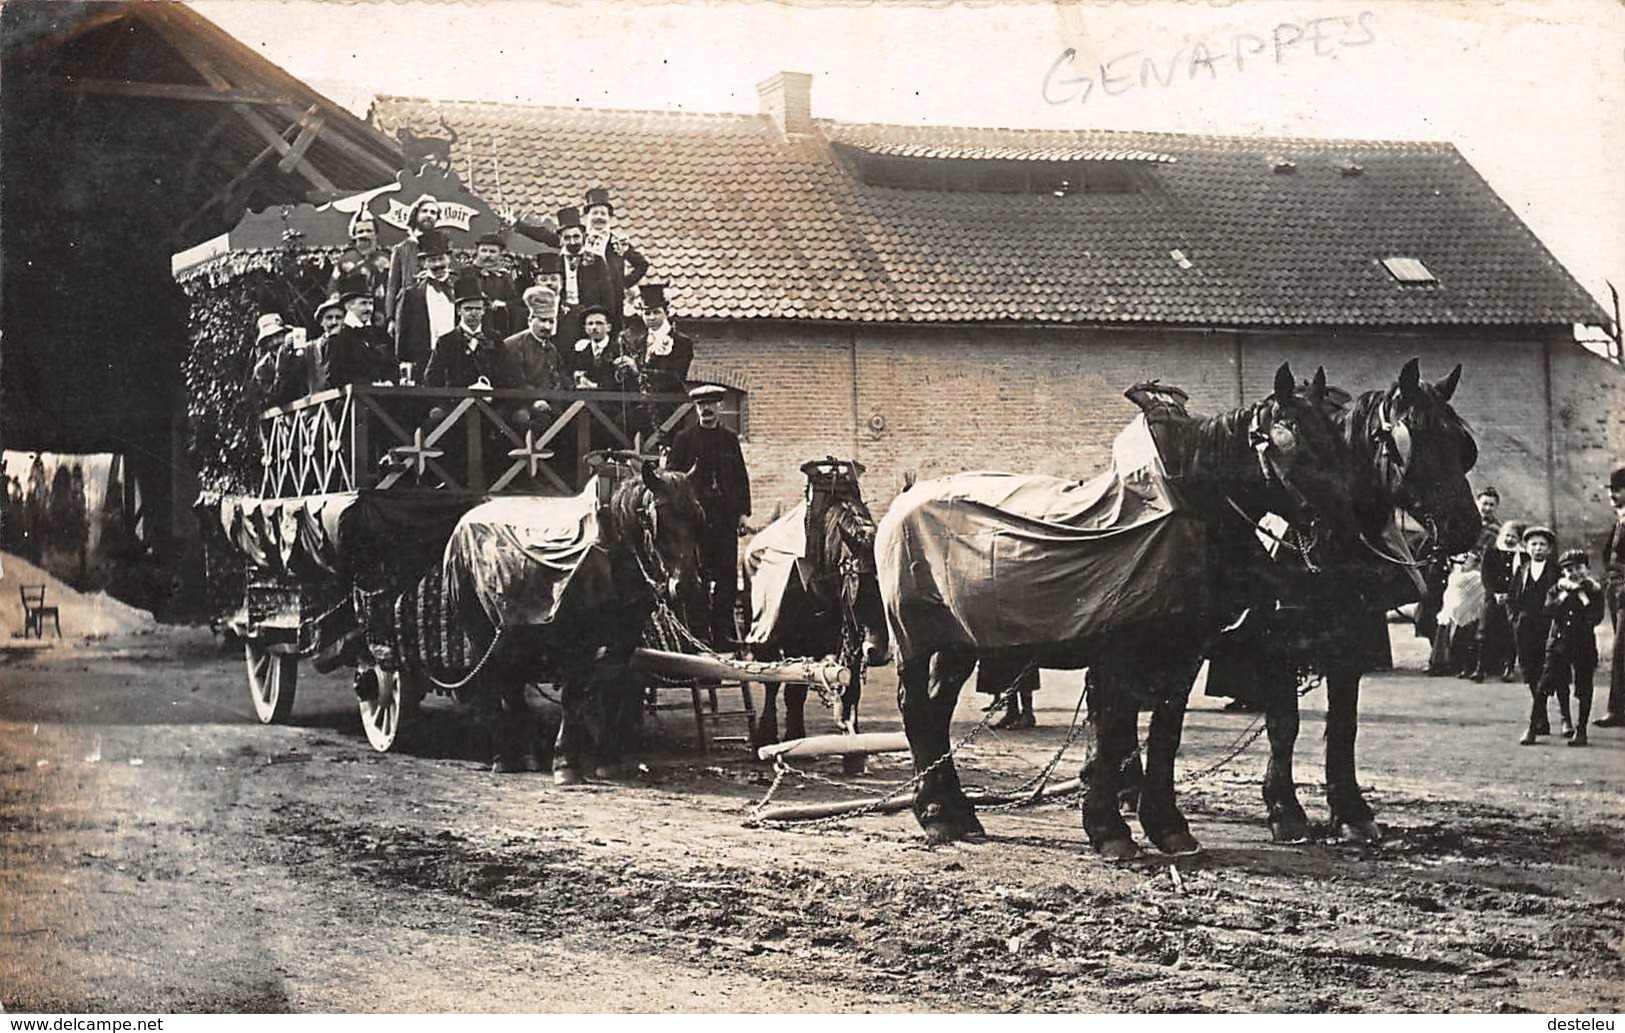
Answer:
[1241, 402, 1326, 574]
[1359, 397, 1440, 569]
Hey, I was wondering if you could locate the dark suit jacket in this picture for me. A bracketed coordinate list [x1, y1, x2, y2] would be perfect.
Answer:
[625, 324, 694, 396]
[1510, 560, 1560, 623]
[320, 324, 395, 390]
[423, 327, 501, 389]
[565, 335, 638, 391]
[393, 279, 457, 368]
[477, 267, 522, 339]
[667, 423, 751, 519]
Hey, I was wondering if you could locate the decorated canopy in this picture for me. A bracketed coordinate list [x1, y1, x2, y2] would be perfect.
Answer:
[171, 165, 547, 283]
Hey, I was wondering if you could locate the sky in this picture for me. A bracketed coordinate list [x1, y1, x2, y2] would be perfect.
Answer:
[190, 0, 1625, 325]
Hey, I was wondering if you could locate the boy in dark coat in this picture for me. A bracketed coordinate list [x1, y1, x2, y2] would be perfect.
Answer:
[1513, 526, 1561, 744]
[1538, 549, 1607, 746]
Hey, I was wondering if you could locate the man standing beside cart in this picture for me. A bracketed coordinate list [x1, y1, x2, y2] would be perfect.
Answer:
[666, 384, 750, 649]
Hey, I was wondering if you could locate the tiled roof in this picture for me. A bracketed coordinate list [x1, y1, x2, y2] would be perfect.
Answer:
[371, 96, 1606, 327]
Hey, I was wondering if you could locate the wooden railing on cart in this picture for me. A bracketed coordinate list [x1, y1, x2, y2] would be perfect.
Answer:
[258, 386, 693, 498]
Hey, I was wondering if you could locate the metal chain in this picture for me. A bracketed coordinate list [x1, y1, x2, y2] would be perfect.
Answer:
[745, 660, 1038, 830]
[421, 628, 508, 691]
[1176, 671, 1323, 786]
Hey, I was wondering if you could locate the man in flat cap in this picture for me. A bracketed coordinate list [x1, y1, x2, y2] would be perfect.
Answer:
[320, 275, 396, 390]
[1513, 525, 1561, 744]
[472, 231, 521, 339]
[667, 384, 751, 648]
[391, 229, 457, 376]
[1597, 467, 1625, 727]
[1538, 548, 1606, 746]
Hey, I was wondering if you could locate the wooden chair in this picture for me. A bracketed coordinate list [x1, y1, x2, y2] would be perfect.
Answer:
[19, 584, 62, 639]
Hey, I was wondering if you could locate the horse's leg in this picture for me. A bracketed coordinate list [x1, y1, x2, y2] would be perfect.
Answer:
[506, 680, 542, 773]
[1081, 666, 1140, 860]
[900, 650, 978, 844]
[591, 664, 638, 779]
[1137, 656, 1203, 857]
[784, 684, 809, 744]
[840, 666, 865, 775]
[1261, 664, 1311, 844]
[552, 673, 588, 786]
[754, 683, 781, 748]
[1324, 667, 1380, 843]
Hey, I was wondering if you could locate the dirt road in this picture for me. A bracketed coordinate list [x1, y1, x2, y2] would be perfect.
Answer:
[2, 626, 1621, 1013]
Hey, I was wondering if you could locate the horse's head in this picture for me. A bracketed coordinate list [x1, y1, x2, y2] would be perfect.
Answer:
[610, 461, 706, 608]
[803, 459, 890, 667]
[1251, 363, 1361, 569]
[1363, 358, 1480, 558]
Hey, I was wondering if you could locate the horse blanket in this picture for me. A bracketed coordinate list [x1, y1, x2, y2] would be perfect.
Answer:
[742, 501, 809, 646]
[875, 416, 1207, 665]
[440, 480, 618, 630]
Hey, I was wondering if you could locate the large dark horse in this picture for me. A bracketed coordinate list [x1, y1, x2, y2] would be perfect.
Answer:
[878, 365, 1361, 859]
[745, 458, 889, 754]
[444, 461, 705, 780]
[1197, 359, 1481, 844]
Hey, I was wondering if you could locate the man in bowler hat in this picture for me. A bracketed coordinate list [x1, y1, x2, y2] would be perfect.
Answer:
[320, 275, 396, 390]
[667, 385, 751, 648]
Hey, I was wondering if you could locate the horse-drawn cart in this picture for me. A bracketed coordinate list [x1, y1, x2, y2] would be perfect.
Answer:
[203, 382, 850, 764]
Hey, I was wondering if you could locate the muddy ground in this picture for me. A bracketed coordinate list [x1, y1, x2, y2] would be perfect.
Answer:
[1, 624, 1621, 1013]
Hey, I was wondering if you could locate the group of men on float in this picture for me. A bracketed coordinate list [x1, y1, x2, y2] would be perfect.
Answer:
[248, 186, 751, 648]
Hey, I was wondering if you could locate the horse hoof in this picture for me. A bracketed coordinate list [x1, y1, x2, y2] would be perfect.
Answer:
[1153, 830, 1203, 858]
[593, 764, 624, 780]
[1270, 818, 1313, 845]
[552, 767, 583, 786]
[1337, 819, 1383, 845]
[491, 757, 524, 774]
[922, 821, 963, 846]
[1094, 837, 1140, 863]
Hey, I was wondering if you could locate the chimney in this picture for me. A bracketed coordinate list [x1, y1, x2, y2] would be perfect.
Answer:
[757, 71, 814, 136]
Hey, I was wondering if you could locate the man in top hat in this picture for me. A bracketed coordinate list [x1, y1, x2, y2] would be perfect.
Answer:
[1512, 525, 1562, 744]
[423, 272, 500, 391]
[320, 275, 396, 390]
[249, 312, 308, 407]
[385, 194, 441, 332]
[496, 285, 564, 429]
[392, 229, 457, 373]
[548, 205, 619, 337]
[582, 186, 649, 329]
[667, 384, 751, 648]
[1597, 467, 1625, 727]
[1537, 548, 1607, 746]
[472, 231, 521, 338]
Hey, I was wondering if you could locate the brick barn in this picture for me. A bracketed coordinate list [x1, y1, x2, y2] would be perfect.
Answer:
[376, 73, 1621, 544]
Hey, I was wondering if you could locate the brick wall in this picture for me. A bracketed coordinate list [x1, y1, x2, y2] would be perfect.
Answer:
[688, 319, 1622, 546]
[1550, 343, 1625, 554]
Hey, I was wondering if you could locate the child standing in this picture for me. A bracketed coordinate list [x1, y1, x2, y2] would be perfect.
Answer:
[1513, 526, 1560, 744]
[1538, 549, 1607, 747]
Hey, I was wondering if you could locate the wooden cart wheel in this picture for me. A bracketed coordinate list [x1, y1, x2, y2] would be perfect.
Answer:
[359, 667, 424, 753]
[245, 640, 298, 724]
